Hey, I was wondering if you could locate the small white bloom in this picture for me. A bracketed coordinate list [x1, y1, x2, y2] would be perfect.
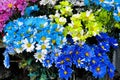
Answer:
[49, 0, 58, 5]
[39, 0, 49, 5]
[86, 10, 92, 17]
[55, 11, 60, 18]
[73, 37, 79, 42]
[18, 21, 23, 26]
[22, 38, 35, 52]
[34, 52, 46, 62]
[44, 22, 48, 27]
[36, 42, 51, 54]
[14, 48, 24, 54]
[59, 17, 67, 23]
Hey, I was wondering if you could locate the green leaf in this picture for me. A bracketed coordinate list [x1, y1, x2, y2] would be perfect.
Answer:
[39, 73, 47, 80]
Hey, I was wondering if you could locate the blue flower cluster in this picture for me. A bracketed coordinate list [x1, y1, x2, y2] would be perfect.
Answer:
[43, 32, 118, 80]
[3, 16, 66, 68]
[84, 0, 120, 22]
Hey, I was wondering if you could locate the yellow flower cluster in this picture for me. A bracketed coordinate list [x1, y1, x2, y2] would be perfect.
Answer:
[64, 11, 106, 42]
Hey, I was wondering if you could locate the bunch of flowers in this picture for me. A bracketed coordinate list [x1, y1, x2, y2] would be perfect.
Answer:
[85, 0, 120, 22]
[1, 0, 120, 80]
[3, 14, 66, 67]
[0, 0, 37, 32]
[49, 1, 109, 42]
[50, 32, 118, 80]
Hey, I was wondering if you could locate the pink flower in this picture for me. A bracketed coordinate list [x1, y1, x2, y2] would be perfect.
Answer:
[4, 0, 16, 12]
[16, 0, 28, 15]
[0, 0, 28, 32]
[0, 22, 5, 32]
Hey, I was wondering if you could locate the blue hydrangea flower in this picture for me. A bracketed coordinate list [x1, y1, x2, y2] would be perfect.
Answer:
[63, 54, 72, 67]
[55, 54, 72, 69]
[50, 24, 64, 34]
[91, 63, 106, 78]
[84, 0, 90, 6]
[62, 45, 75, 55]
[3, 53, 10, 69]
[100, 1, 113, 11]
[4, 21, 17, 33]
[114, 0, 120, 4]
[96, 32, 110, 41]
[108, 37, 118, 48]
[98, 41, 110, 52]
[51, 48, 62, 61]
[113, 6, 120, 22]
[42, 55, 53, 68]
[81, 44, 95, 62]
[58, 67, 73, 80]
[24, 5, 39, 17]
[72, 44, 82, 57]
[3, 46, 15, 68]
[99, 53, 110, 65]
[73, 55, 86, 68]
[90, 57, 100, 66]
[107, 62, 115, 78]
[50, 34, 62, 47]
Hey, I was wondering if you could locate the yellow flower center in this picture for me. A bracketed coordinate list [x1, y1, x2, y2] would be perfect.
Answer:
[41, 36, 46, 41]
[77, 59, 81, 63]
[64, 71, 68, 75]
[118, 12, 120, 16]
[92, 60, 96, 64]
[99, 0, 104, 2]
[27, 43, 31, 48]
[27, 30, 30, 33]
[37, 54, 42, 59]
[98, 53, 102, 56]
[55, 53, 59, 57]
[76, 51, 79, 54]
[101, 46, 105, 49]
[40, 24, 44, 28]
[41, 45, 46, 49]
[47, 60, 50, 63]
[8, 3, 13, 8]
[66, 58, 70, 61]
[47, 30, 50, 33]
[85, 52, 89, 56]
[96, 67, 101, 72]
[60, 60, 64, 64]
[8, 26, 12, 30]
[19, 48, 23, 50]
[20, 33, 24, 37]
[56, 28, 59, 32]
[52, 40, 56, 44]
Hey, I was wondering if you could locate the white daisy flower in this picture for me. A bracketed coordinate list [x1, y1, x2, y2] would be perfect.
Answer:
[14, 48, 24, 54]
[39, 0, 49, 5]
[36, 42, 51, 54]
[34, 52, 46, 62]
[40, 37, 50, 43]
[49, 0, 58, 5]
[22, 38, 35, 52]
